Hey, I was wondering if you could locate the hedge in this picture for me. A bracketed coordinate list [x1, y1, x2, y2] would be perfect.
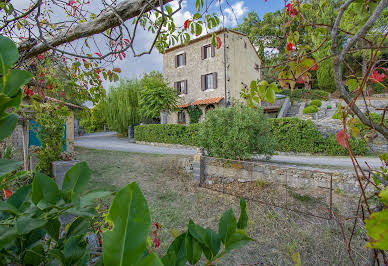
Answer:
[303, 105, 318, 114]
[134, 124, 200, 146]
[134, 118, 369, 156]
[280, 89, 329, 102]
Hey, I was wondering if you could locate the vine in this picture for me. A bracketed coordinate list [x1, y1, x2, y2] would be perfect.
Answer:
[187, 106, 203, 124]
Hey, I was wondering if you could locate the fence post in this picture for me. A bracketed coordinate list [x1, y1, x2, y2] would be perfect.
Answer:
[193, 148, 204, 184]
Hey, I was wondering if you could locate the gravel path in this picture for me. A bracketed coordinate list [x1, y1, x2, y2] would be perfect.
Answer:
[75, 132, 382, 169]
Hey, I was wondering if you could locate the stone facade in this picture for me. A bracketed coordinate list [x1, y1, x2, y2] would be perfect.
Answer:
[163, 29, 262, 124]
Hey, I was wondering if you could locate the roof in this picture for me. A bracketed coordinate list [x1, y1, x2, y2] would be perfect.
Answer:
[45, 96, 84, 110]
[164, 28, 258, 55]
[177, 97, 224, 108]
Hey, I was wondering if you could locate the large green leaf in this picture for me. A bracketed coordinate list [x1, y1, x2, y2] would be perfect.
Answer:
[218, 209, 237, 244]
[365, 208, 388, 250]
[185, 233, 202, 265]
[0, 114, 18, 142]
[4, 70, 33, 97]
[16, 216, 47, 235]
[66, 217, 90, 238]
[0, 35, 19, 69]
[103, 182, 151, 266]
[223, 230, 253, 255]
[80, 190, 112, 208]
[237, 198, 248, 230]
[61, 162, 91, 207]
[0, 225, 17, 248]
[7, 184, 32, 210]
[23, 243, 45, 265]
[44, 218, 61, 241]
[0, 159, 22, 178]
[32, 172, 60, 207]
[0, 201, 19, 215]
[163, 233, 186, 266]
[63, 234, 89, 265]
[137, 252, 163, 265]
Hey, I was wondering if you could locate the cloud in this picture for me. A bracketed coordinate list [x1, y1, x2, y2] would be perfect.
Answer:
[223, 1, 248, 27]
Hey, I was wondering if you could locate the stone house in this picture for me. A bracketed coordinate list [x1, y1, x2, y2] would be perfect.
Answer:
[161, 29, 262, 124]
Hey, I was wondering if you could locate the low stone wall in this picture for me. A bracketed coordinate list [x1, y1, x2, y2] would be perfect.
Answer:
[181, 152, 369, 194]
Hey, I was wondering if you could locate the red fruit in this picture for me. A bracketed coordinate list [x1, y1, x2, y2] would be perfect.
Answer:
[287, 42, 293, 51]
[336, 130, 349, 148]
[60, 92, 65, 96]
[82, 58, 86, 63]
[38, 54, 44, 60]
[369, 70, 386, 84]
[286, 3, 298, 17]
[184, 19, 189, 30]
[3, 189, 12, 199]
[216, 36, 222, 49]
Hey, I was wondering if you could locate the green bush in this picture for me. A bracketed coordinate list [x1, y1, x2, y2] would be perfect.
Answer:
[309, 99, 322, 107]
[198, 104, 275, 160]
[324, 134, 369, 156]
[303, 105, 318, 114]
[372, 82, 386, 94]
[316, 59, 337, 93]
[280, 89, 329, 102]
[134, 123, 200, 146]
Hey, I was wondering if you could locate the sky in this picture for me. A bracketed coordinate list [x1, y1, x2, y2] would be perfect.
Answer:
[110, 0, 285, 86]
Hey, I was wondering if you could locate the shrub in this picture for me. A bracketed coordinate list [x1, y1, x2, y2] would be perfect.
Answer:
[134, 123, 200, 146]
[280, 89, 329, 102]
[325, 135, 369, 156]
[309, 99, 322, 107]
[187, 106, 203, 124]
[303, 105, 318, 114]
[316, 59, 336, 93]
[372, 82, 386, 94]
[198, 104, 275, 160]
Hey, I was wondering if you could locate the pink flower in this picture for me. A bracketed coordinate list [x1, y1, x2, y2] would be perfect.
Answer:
[38, 54, 44, 60]
[153, 237, 160, 248]
[369, 71, 386, 84]
[3, 189, 12, 199]
[216, 36, 222, 49]
[184, 19, 189, 30]
[286, 3, 298, 17]
[287, 42, 293, 51]
[60, 92, 65, 96]
[67, 0, 76, 6]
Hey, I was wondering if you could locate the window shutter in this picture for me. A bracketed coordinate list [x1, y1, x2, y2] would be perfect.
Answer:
[183, 53, 186, 65]
[211, 46, 215, 57]
[175, 55, 178, 68]
[201, 46, 205, 60]
[213, 72, 217, 89]
[184, 80, 188, 94]
[174, 82, 178, 94]
[201, 75, 205, 91]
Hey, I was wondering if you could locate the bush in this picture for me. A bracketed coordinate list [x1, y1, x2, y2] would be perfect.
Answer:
[134, 124, 200, 146]
[303, 105, 318, 114]
[309, 99, 322, 107]
[198, 104, 275, 160]
[316, 59, 336, 93]
[325, 135, 369, 156]
[372, 82, 386, 94]
[280, 89, 329, 102]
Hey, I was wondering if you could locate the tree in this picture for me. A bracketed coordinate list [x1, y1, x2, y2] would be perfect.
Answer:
[139, 71, 178, 120]
[105, 79, 141, 135]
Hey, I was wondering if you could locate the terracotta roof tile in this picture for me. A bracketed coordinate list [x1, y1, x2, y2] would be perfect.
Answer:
[177, 97, 224, 108]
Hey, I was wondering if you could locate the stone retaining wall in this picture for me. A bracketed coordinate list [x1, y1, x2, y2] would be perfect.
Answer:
[180, 152, 369, 194]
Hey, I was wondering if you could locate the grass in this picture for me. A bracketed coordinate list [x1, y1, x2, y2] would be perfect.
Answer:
[77, 147, 370, 265]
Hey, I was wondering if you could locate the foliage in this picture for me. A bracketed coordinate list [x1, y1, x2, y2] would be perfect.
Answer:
[309, 99, 322, 108]
[135, 124, 201, 146]
[271, 118, 368, 156]
[198, 104, 275, 160]
[80, 101, 107, 133]
[187, 106, 203, 124]
[139, 71, 178, 120]
[372, 82, 386, 94]
[105, 80, 141, 136]
[316, 59, 336, 93]
[0, 36, 33, 142]
[280, 89, 329, 102]
[303, 105, 318, 114]
[241, 80, 281, 106]
[31, 102, 70, 176]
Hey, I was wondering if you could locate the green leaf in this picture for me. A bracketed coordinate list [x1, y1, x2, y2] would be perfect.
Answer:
[379, 187, 388, 206]
[0, 201, 19, 214]
[218, 209, 237, 244]
[165, 5, 172, 15]
[4, 70, 33, 97]
[0, 159, 22, 178]
[7, 184, 32, 210]
[62, 162, 91, 207]
[195, 23, 202, 36]
[224, 230, 252, 254]
[0, 35, 19, 68]
[66, 217, 90, 238]
[0, 225, 17, 248]
[266, 85, 276, 104]
[63, 235, 89, 265]
[48, 249, 65, 264]
[164, 233, 186, 266]
[32, 172, 60, 207]
[237, 198, 248, 230]
[0, 114, 18, 142]
[137, 252, 163, 265]
[24, 243, 45, 265]
[185, 233, 202, 265]
[346, 79, 359, 92]
[103, 182, 151, 266]
[80, 190, 112, 208]
[44, 218, 61, 241]
[365, 208, 388, 250]
[16, 216, 47, 235]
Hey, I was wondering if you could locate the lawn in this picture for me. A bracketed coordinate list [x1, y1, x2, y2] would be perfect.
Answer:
[77, 147, 369, 265]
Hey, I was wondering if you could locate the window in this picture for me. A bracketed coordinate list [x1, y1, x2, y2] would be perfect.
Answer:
[201, 44, 215, 60]
[175, 53, 186, 68]
[174, 80, 187, 95]
[201, 73, 217, 90]
[178, 111, 186, 123]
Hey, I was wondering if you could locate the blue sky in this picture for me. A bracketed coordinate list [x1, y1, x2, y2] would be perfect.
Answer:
[111, 0, 284, 86]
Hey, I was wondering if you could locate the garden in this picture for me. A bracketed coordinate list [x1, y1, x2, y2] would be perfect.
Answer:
[1, 0, 388, 265]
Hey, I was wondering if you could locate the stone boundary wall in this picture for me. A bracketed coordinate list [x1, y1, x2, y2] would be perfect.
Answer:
[183, 151, 368, 194]
[135, 141, 197, 150]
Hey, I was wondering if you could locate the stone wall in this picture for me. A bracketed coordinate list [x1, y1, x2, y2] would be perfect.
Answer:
[183, 152, 368, 194]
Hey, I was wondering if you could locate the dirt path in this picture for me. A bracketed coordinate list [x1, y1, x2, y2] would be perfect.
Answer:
[78, 147, 369, 265]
